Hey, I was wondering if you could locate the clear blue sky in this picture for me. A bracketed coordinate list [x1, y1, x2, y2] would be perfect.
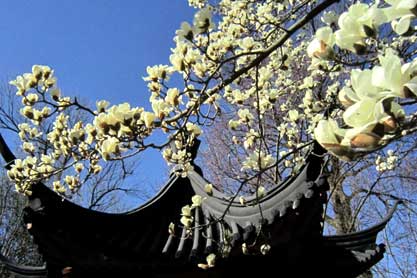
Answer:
[0, 1, 196, 187]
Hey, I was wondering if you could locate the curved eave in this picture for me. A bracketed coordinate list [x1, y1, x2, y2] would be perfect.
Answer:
[0, 254, 47, 277]
[163, 151, 328, 259]
[188, 148, 327, 226]
[322, 201, 399, 249]
[0, 132, 199, 268]
[188, 159, 327, 225]
[1, 132, 188, 218]
[316, 203, 399, 276]
[23, 175, 196, 265]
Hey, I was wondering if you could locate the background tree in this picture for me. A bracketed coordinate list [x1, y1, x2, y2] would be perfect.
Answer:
[0, 83, 152, 277]
[197, 1, 417, 276]
[0, 172, 42, 277]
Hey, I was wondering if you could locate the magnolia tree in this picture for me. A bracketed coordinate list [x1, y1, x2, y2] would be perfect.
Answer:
[4, 0, 417, 270]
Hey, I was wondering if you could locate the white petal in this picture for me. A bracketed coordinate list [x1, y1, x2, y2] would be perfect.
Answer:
[316, 27, 335, 46]
[339, 87, 359, 106]
[343, 99, 377, 128]
[404, 76, 417, 96]
[392, 16, 412, 35]
[352, 69, 377, 98]
[383, 51, 402, 92]
[372, 66, 386, 88]
[314, 119, 340, 144]
[390, 101, 405, 119]
[397, 0, 417, 9]
[373, 99, 390, 122]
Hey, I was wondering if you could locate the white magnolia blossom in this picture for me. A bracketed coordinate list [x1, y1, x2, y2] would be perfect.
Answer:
[241, 151, 275, 171]
[307, 27, 335, 59]
[321, 10, 338, 25]
[186, 122, 202, 136]
[312, 45, 417, 160]
[165, 88, 182, 106]
[335, 2, 386, 53]
[383, 0, 417, 34]
[191, 194, 204, 208]
[177, 22, 194, 41]
[205, 183, 213, 195]
[141, 111, 155, 128]
[143, 64, 172, 82]
[338, 69, 379, 107]
[96, 100, 110, 113]
[257, 186, 266, 199]
[99, 137, 120, 161]
[193, 7, 215, 33]
[372, 49, 417, 98]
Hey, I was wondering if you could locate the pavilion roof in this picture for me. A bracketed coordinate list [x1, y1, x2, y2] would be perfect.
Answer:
[0, 133, 396, 277]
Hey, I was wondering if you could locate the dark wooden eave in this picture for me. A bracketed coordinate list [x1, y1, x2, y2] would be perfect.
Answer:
[0, 133, 396, 277]
[0, 254, 46, 278]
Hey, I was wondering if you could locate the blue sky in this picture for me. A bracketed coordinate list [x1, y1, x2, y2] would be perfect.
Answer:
[0, 1, 196, 187]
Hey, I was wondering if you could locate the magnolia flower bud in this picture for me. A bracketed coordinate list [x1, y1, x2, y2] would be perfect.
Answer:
[181, 205, 192, 217]
[74, 163, 84, 173]
[162, 148, 173, 160]
[198, 253, 217, 270]
[260, 244, 271, 255]
[257, 186, 266, 199]
[165, 88, 181, 106]
[96, 100, 110, 113]
[32, 65, 43, 80]
[186, 122, 202, 136]
[142, 111, 155, 128]
[7, 170, 16, 180]
[206, 253, 216, 267]
[21, 106, 34, 119]
[92, 165, 102, 174]
[23, 142, 35, 153]
[53, 181, 66, 193]
[25, 93, 39, 106]
[168, 222, 175, 236]
[180, 216, 193, 228]
[242, 243, 249, 255]
[239, 196, 246, 206]
[307, 39, 332, 59]
[49, 88, 61, 101]
[205, 183, 213, 195]
[228, 120, 239, 130]
[45, 76, 57, 88]
[288, 110, 299, 122]
[177, 22, 194, 41]
[42, 66, 52, 79]
[191, 195, 203, 207]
